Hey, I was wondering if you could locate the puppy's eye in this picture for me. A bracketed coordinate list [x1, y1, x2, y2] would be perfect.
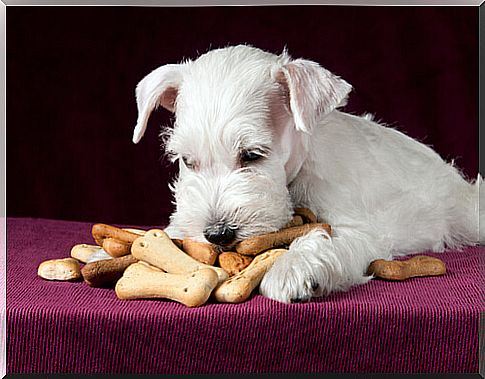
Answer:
[240, 150, 264, 164]
[181, 156, 194, 169]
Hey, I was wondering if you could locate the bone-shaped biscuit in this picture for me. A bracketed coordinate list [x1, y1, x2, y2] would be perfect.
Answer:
[92, 228, 144, 258]
[213, 248, 287, 303]
[115, 262, 219, 307]
[92, 223, 140, 246]
[235, 223, 331, 256]
[367, 255, 446, 281]
[131, 229, 229, 283]
[91, 224, 143, 258]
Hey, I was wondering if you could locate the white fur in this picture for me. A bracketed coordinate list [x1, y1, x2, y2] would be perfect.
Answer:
[133, 45, 482, 303]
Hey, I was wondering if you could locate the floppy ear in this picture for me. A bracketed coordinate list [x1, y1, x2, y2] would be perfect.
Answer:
[133, 64, 184, 144]
[275, 59, 352, 134]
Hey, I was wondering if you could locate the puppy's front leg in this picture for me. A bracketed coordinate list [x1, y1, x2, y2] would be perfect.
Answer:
[259, 227, 390, 303]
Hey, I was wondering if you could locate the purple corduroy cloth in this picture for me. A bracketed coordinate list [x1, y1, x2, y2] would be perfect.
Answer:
[6, 217, 484, 373]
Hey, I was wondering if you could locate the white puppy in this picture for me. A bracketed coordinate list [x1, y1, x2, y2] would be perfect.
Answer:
[132, 45, 482, 303]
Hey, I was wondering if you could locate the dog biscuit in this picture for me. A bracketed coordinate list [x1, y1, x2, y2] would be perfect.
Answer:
[38, 258, 82, 281]
[236, 223, 331, 256]
[217, 252, 253, 277]
[115, 262, 219, 307]
[101, 238, 132, 258]
[92, 223, 140, 246]
[131, 229, 229, 283]
[181, 239, 220, 265]
[81, 254, 139, 287]
[213, 248, 287, 303]
[367, 255, 446, 281]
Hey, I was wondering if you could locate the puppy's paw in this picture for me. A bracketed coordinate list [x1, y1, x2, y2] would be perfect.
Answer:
[259, 228, 339, 304]
[259, 248, 322, 304]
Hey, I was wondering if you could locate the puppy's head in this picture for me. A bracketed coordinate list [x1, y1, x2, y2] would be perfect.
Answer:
[133, 45, 351, 246]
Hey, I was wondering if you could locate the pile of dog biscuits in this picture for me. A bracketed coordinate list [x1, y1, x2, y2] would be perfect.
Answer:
[37, 207, 447, 307]
[38, 208, 329, 306]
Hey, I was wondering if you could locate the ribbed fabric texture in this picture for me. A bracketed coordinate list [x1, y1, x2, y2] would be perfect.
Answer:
[6, 217, 483, 374]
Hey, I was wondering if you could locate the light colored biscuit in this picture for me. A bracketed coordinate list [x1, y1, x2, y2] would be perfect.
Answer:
[38, 258, 82, 281]
[115, 262, 219, 307]
[131, 229, 228, 284]
[213, 248, 287, 303]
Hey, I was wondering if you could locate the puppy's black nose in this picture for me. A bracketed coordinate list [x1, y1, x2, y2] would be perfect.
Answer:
[204, 224, 236, 246]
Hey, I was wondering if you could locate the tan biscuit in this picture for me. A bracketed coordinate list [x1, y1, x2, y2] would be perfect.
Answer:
[38, 258, 82, 281]
[131, 229, 228, 284]
[367, 255, 446, 281]
[115, 262, 219, 307]
[181, 239, 220, 265]
[102, 238, 132, 258]
[217, 252, 253, 277]
[213, 248, 287, 303]
[235, 223, 331, 256]
[91, 223, 140, 246]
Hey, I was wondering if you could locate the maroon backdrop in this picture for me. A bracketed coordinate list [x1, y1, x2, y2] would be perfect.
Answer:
[7, 6, 478, 226]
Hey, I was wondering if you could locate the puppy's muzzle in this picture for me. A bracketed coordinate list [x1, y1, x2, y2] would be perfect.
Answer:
[204, 224, 237, 246]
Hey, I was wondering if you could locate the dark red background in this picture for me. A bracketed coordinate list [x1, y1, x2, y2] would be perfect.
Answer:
[7, 6, 478, 226]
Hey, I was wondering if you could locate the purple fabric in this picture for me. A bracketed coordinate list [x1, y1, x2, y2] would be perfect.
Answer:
[7, 217, 483, 374]
[6, 6, 478, 226]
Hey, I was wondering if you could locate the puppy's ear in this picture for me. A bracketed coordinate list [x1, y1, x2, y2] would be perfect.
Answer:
[133, 64, 184, 144]
[275, 59, 352, 134]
